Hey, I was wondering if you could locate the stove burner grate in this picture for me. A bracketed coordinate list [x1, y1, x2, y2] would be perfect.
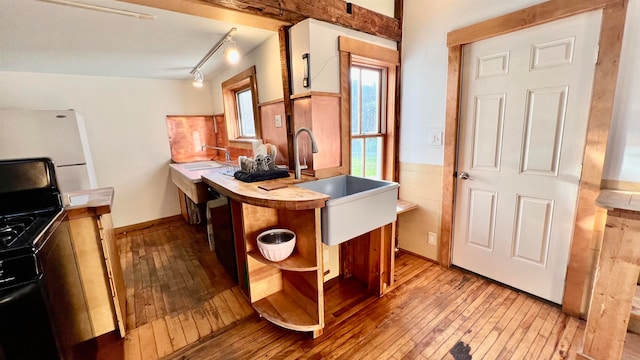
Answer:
[0, 215, 36, 248]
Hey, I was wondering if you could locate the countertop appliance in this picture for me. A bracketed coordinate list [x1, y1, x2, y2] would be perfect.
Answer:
[0, 158, 92, 359]
[0, 109, 97, 193]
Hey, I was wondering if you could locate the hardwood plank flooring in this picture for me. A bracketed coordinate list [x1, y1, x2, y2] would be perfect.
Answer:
[117, 219, 236, 329]
[85, 220, 640, 359]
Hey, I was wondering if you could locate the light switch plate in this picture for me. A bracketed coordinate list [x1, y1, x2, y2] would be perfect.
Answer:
[275, 114, 282, 128]
[427, 131, 443, 146]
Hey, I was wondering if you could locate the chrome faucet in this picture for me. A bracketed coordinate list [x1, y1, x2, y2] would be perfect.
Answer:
[293, 127, 319, 179]
[202, 145, 231, 162]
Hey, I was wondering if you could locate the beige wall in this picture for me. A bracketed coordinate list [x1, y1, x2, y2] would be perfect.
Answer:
[0, 71, 214, 228]
[397, 163, 442, 260]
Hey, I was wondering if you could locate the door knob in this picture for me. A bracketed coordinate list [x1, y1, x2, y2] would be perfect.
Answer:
[459, 172, 472, 180]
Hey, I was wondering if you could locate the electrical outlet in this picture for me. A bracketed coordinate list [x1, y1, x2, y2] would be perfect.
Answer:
[428, 232, 437, 245]
[275, 114, 282, 128]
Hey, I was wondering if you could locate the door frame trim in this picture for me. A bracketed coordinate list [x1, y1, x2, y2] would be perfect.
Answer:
[440, 0, 628, 316]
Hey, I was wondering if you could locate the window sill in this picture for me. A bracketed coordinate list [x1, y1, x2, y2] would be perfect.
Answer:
[229, 138, 263, 153]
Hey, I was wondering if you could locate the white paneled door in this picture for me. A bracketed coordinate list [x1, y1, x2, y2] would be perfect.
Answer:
[452, 11, 602, 304]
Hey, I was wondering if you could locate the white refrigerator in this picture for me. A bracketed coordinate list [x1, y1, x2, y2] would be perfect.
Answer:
[0, 109, 97, 193]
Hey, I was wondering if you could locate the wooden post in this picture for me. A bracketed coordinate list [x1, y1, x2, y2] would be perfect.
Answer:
[577, 210, 640, 360]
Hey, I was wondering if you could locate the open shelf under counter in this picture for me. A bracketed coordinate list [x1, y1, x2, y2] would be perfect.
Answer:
[252, 291, 323, 332]
[248, 250, 318, 271]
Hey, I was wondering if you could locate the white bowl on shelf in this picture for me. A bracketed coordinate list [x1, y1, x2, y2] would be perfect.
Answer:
[257, 229, 296, 262]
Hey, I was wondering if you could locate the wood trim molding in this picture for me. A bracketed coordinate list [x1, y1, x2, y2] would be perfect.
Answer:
[278, 26, 296, 171]
[339, 38, 400, 182]
[447, 0, 623, 46]
[338, 50, 352, 178]
[439, 45, 462, 268]
[338, 36, 400, 65]
[121, 0, 401, 41]
[440, 0, 628, 317]
[290, 92, 341, 100]
[114, 215, 183, 235]
[563, 0, 628, 317]
[258, 98, 285, 107]
[222, 66, 262, 140]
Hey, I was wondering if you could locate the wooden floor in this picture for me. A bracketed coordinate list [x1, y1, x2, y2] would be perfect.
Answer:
[118, 221, 236, 329]
[88, 220, 640, 360]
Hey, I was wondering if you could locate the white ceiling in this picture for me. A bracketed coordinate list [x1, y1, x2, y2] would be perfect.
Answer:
[0, 0, 277, 80]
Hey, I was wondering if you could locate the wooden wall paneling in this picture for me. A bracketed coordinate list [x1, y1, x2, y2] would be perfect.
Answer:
[259, 101, 289, 164]
[292, 97, 315, 173]
[441, 0, 628, 317]
[311, 95, 341, 169]
[348, 233, 371, 287]
[439, 45, 462, 268]
[563, 0, 628, 317]
[368, 226, 383, 295]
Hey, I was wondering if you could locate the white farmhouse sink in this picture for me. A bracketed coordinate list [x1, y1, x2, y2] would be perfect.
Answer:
[295, 175, 399, 245]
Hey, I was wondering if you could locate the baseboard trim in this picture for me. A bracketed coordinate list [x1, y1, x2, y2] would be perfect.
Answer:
[114, 215, 184, 234]
[396, 248, 439, 265]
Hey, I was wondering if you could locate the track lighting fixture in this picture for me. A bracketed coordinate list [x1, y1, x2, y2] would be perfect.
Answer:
[38, 0, 154, 20]
[190, 28, 239, 87]
[224, 40, 240, 64]
[192, 70, 204, 88]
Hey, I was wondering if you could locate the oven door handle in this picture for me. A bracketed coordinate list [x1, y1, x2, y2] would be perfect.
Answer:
[0, 281, 39, 306]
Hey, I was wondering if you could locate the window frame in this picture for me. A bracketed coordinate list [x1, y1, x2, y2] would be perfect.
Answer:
[339, 37, 399, 182]
[221, 66, 261, 140]
[350, 64, 387, 179]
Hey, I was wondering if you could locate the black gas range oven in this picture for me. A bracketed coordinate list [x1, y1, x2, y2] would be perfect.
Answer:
[0, 158, 91, 359]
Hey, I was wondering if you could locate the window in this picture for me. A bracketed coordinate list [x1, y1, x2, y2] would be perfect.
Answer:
[222, 66, 260, 139]
[236, 88, 256, 137]
[339, 36, 399, 181]
[351, 65, 385, 179]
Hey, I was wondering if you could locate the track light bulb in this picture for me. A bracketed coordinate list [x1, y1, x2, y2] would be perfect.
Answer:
[193, 70, 204, 88]
[225, 40, 240, 64]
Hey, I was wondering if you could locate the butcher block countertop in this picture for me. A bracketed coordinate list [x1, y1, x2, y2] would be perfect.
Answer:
[595, 189, 640, 214]
[64, 187, 114, 217]
[202, 169, 329, 211]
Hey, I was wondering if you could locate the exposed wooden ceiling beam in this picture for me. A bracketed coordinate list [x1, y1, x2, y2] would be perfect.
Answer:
[119, 0, 401, 41]
[117, 0, 289, 31]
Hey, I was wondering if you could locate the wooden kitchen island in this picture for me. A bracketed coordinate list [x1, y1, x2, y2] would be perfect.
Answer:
[199, 168, 397, 338]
